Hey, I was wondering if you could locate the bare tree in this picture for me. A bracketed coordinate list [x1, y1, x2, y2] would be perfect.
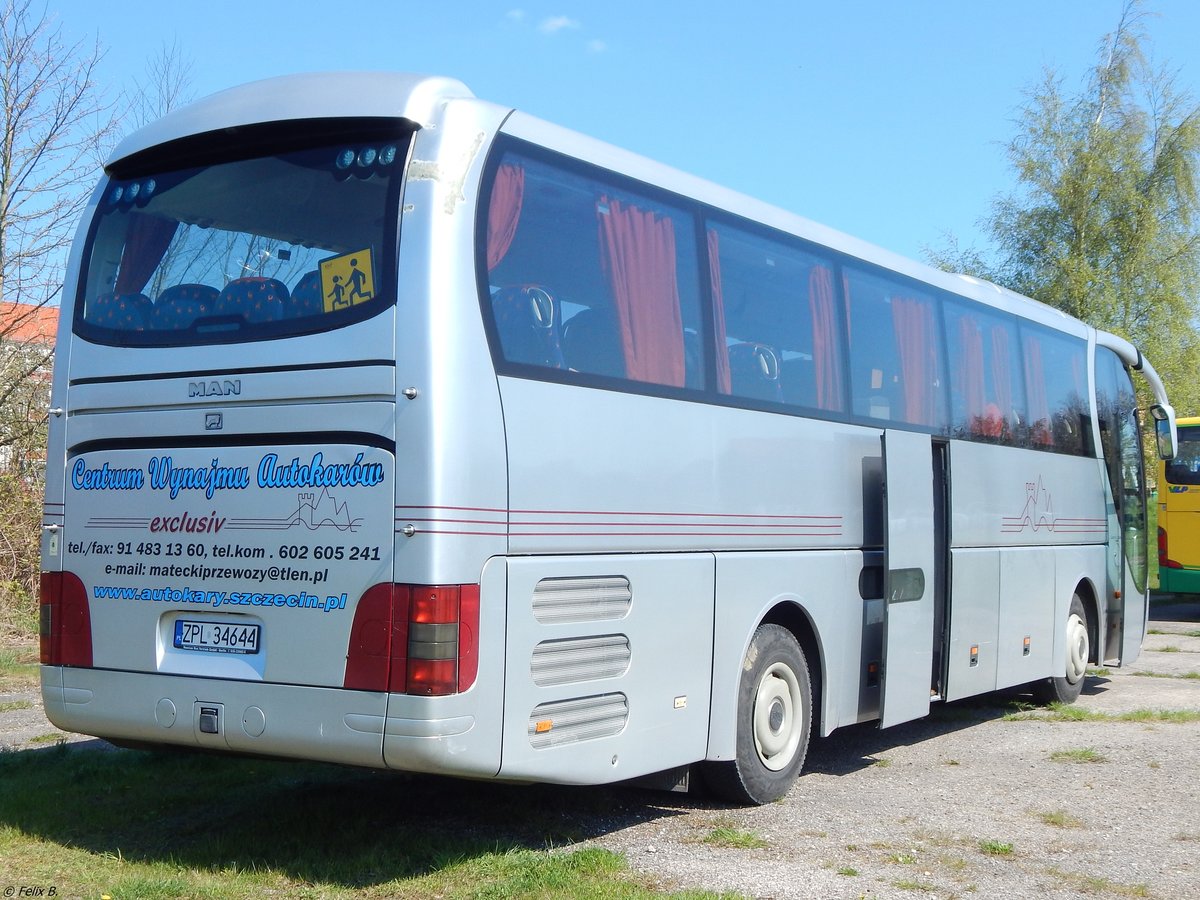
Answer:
[0, 1, 114, 638]
[0, 0, 115, 309]
[129, 39, 195, 128]
[0, 1, 115, 456]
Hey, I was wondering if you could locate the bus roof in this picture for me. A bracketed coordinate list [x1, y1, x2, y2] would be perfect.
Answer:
[104, 71, 1142, 362]
[106, 71, 475, 169]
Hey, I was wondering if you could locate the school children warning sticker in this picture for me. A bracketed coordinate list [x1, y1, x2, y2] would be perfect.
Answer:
[319, 248, 375, 312]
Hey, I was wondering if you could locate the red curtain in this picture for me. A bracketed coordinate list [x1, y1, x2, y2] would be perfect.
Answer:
[486, 164, 524, 272]
[843, 273, 853, 344]
[958, 315, 985, 430]
[597, 197, 685, 386]
[989, 325, 1013, 434]
[892, 297, 937, 426]
[114, 214, 179, 295]
[707, 228, 732, 393]
[1023, 334, 1052, 445]
[809, 266, 843, 410]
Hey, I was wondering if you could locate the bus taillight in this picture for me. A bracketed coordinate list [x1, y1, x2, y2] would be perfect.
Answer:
[1159, 526, 1182, 569]
[344, 583, 479, 695]
[39, 572, 92, 667]
[406, 584, 480, 696]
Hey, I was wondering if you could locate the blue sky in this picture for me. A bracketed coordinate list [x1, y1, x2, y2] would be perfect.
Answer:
[49, 1, 1200, 263]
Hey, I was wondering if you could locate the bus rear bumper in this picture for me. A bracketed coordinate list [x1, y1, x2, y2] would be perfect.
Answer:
[1157, 567, 1200, 596]
[43, 666, 389, 768]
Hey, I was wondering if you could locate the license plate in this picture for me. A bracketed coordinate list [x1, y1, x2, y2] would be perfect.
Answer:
[174, 619, 260, 654]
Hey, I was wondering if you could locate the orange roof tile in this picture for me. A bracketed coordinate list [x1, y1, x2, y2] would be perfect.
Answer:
[0, 301, 59, 346]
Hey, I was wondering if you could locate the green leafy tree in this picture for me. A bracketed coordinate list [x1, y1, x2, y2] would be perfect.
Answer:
[930, 0, 1200, 416]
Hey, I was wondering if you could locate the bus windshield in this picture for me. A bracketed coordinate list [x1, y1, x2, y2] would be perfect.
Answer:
[1165, 424, 1200, 485]
[74, 122, 408, 345]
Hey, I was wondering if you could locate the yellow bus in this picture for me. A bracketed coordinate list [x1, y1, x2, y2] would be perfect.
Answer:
[1158, 416, 1200, 594]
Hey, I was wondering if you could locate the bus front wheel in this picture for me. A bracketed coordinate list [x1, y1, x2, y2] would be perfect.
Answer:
[703, 623, 811, 805]
[1032, 593, 1089, 705]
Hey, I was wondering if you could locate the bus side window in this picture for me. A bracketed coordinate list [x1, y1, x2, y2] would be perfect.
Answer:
[706, 220, 845, 412]
[1019, 324, 1090, 455]
[481, 148, 701, 389]
[844, 267, 947, 431]
[944, 301, 1023, 444]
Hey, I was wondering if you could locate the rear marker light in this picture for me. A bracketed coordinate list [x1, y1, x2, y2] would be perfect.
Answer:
[39, 571, 92, 666]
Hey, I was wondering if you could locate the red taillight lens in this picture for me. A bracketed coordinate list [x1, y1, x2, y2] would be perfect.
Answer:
[40, 571, 92, 666]
[1159, 527, 1182, 569]
[344, 583, 479, 695]
[342, 583, 396, 691]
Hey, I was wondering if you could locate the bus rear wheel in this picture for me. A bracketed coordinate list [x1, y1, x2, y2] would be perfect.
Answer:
[1032, 593, 1089, 705]
[703, 623, 811, 805]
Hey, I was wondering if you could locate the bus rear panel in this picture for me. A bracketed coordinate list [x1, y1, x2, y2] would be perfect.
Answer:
[1159, 418, 1200, 594]
[42, 79, 510, 775]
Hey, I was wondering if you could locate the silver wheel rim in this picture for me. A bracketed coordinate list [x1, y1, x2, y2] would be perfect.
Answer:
[753, 661, 803, 771]
[1065, 611, 1089, 685]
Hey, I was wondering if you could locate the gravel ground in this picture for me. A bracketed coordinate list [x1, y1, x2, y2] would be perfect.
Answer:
[3, 602, 1198, 900]
[593, 602, 1200, 900]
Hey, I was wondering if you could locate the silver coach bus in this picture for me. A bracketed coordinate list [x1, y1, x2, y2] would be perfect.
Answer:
[40, 73, 1176, 804]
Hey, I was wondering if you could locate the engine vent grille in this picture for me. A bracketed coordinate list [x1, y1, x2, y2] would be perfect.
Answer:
[531, 634, 631, 686]
[528, 693, 628, 748]
[531, 576, 631, 624]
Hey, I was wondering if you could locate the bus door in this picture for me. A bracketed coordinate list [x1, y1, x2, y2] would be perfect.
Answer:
[1096, 350, 1150, 664]
[880, 429, 937, 728]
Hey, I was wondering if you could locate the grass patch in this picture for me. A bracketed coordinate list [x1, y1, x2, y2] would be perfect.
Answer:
[1049, 748, 1107, 764]
[700, 826, 767, 850]
[1131, 670, 1200, 680]
[1004, 704, 1200, 723]
[25, 733, 64, 745]
[978, 839, 1013, 856]
[872, 757, 892, 767]
[0, 746, 720, 899]
[893, 878, 936, 891]
[836, 867, 858, 877]
[0, 643, 38, 691]
[1119, 708, 1200, 723]
[938, 854, 969, 873]
[1047, 867, 1150, 897]
[1158, 645, 1182, 653]
[1037, 810, 1083, 829]
[0, 700, 33, 713]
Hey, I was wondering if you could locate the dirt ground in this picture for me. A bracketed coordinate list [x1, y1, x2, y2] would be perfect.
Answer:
[3, 601, 1199, 899]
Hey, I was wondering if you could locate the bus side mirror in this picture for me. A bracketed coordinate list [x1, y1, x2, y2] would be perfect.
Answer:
[1151, 404, 1177, 460]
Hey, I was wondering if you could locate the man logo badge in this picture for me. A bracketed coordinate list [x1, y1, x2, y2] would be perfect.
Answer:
[205, 413, 223, 431]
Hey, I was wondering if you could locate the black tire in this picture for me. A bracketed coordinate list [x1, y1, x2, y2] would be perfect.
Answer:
[703, 624, 812, 805]
[1032, 593, 1090, 705]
